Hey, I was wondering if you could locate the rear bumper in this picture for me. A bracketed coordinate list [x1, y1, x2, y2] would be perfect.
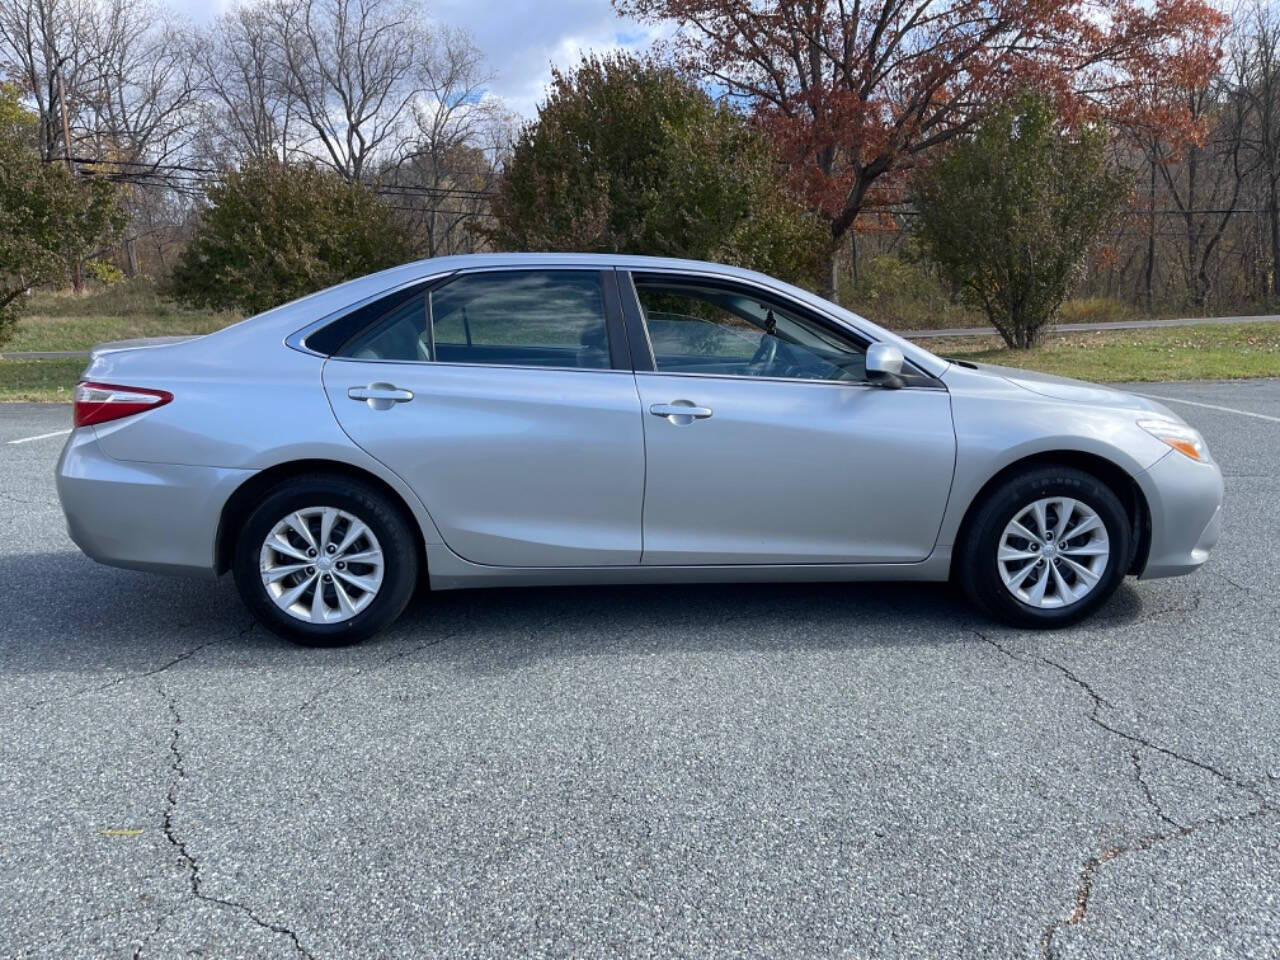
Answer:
[1136, 450, 1225, 580]
[55, 428, 252, 578]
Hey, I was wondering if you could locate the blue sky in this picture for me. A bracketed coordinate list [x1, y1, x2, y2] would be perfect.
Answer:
[170, 0, 667, 118]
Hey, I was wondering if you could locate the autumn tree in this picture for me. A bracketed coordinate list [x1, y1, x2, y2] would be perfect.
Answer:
[491, 53, 825, 285]
[913, 92, 1129, 348]
[618, 0, 1228, 298]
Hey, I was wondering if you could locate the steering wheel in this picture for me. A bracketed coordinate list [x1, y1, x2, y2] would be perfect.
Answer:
[746, 335, 805, 378]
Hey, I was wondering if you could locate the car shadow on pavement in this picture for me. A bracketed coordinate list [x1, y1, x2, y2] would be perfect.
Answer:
[0, 550, 1148, 678]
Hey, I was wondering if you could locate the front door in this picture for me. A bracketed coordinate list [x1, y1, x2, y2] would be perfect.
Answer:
[323, 268, 645, 567]
[626, 272, 956, 565]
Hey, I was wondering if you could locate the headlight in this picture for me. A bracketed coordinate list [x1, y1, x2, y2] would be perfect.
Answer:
[1138, 418, 1207, 462]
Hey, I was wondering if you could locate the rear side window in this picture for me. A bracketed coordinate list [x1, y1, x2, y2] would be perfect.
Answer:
[334, 269, 612, 370]
[430, 270, 610, 369]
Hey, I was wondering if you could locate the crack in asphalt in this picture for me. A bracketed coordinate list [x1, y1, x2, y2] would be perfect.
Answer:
[297, 621, 466, 714]
[25, 622, 255, 711]
[1129, 750, 1183, 830]
[145, 683, 317, 960]
[974, 631, 1273, 959]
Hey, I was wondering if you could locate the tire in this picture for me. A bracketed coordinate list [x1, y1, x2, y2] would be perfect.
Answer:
[957, 465, 1131, 629]
[232, 475, 419, 646]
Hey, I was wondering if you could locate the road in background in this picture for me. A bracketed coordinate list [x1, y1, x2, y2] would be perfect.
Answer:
[1, 382, 1278, 959]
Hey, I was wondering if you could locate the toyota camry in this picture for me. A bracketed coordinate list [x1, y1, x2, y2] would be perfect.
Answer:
[56, 254, 1223, 645]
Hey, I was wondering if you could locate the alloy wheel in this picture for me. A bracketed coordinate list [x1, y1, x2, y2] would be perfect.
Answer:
[997, 497, 1110, 609]
[259, 506, 385, 623]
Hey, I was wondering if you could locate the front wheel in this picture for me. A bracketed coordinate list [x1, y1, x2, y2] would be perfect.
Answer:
[232, 476, 419, 646]
[957, 466, 1131, 628]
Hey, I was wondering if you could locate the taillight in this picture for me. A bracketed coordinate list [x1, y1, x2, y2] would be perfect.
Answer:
[73, 382, 173, 427]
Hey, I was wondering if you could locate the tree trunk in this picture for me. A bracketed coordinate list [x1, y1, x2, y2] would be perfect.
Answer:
[1270, 178, 1280, 302]
[1144, 154, 1157, 315]
[822, 244, 839, 302]
[125, 237, 140, 278]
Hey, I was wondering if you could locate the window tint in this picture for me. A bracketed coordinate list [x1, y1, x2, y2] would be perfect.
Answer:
[335, 270, 613, 369]
[431, 270, 611, 369]
[633, 277, 867, 382]
[339, 294, 430, 362]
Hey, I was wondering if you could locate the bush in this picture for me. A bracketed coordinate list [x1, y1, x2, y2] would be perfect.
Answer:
[168, 161, 413, 316]
[913, 92, 1129, 348]
[841, 252, 985, 330]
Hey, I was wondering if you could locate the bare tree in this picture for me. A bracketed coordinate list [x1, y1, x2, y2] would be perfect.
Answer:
[198, 3, 297, 163]
[269, 0, 429, 181]
[384, 24, 509, 255]
[0, 0, 92, 161]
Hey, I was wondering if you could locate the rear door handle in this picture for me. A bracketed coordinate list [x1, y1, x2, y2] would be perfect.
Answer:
[348, 383, 414, 409]
[649, 401, 713, 423]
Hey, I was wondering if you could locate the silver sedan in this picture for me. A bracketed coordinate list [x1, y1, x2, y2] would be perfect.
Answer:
[56, 254, 1223, 645]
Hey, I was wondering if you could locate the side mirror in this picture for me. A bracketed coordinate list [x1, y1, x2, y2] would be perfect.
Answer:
[866, 343, 906, 389]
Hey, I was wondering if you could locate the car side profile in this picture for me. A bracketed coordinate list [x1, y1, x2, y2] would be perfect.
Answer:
[56, 254, 1223, 645]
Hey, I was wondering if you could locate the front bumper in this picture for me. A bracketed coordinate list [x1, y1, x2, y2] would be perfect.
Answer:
[1136, 449, 1224, 580]
[56, 428, 252, 578]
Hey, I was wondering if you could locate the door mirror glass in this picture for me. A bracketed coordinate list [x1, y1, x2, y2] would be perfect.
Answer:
[866, 343, 905, 388]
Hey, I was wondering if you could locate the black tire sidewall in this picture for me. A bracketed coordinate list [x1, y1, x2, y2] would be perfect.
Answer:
[232, 477, 419, 646]
[960, 467, 1131, 628]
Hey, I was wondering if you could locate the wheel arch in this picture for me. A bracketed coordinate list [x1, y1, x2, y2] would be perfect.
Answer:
[214, 459, 428, 576]
[949, 450, 1152, 580]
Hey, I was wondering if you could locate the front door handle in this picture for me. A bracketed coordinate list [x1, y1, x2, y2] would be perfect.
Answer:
[649, 401, 713, 424]
[349, 383, 414, 410]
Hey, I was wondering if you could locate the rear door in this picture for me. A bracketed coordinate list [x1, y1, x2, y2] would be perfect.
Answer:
[623, 271, 956, 565]
[322, 268, 645, 567]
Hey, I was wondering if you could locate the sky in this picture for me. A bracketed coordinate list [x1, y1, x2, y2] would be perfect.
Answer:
[169, 0, 669, 119]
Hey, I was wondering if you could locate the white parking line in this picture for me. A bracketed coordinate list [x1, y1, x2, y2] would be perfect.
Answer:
[1140, 394, 1280, 424]
[6, 428, 71, 445]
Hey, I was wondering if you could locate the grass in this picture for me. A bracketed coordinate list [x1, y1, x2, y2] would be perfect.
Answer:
[915, 321, 1280, 382]
[8, 283, 235, 353]
[0, 358, 89, 402]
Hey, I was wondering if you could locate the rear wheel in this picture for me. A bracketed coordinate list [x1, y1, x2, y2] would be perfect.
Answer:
[232, 476, 419, 646]
[957, 465, 1130, 628]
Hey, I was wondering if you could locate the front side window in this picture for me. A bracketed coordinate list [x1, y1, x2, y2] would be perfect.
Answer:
[632, 276, 867, 382]
[337, 270, 613, 370]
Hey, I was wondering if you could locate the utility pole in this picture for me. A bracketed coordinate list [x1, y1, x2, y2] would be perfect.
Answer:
[55, 60, 83, 292]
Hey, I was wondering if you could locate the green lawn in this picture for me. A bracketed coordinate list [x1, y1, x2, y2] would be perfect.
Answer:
[915, 322, 1280, 382]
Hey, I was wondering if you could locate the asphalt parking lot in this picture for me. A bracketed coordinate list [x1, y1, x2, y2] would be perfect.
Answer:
[2, 379, 1279, 960]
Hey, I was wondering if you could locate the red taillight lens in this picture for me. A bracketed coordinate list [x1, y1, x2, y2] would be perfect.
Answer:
[73, 382, 173, 427]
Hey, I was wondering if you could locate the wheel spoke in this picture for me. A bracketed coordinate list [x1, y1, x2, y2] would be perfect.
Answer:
[337, 548, 382, 566]
[1053, 499, 1076, 541]
[1008, 560, 1041, 589]
[1027, 562, 1051, 604]
[1061, 541, 1108, 557]
[1030, 501, 1050, 541]
[278, 572, 317, 609]
[999, 545, 1040, 563]
[333, 567, 380, 594]
[310, 577, 327, 621]
[286, 512, 318, 551]
[1007, 520, 1042, 544]
[334, 520, 370, 556]
[319, 507, 338, 552]
[332, 577, 357, 617]
[266, 536, 311, 563]
[1050, 562, 1075, 601]
[262, 562, 309, 583]
[1059, 555, 1100, 584]
[1066, 514, 1102, 539]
